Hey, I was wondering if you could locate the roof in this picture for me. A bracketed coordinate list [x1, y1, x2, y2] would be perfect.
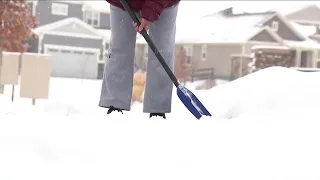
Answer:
[290, 22, 317, 37]
[27, 1, 110, 13]
[83, 1, 110, 13]
[198, 13, 272, 42]
[174, 12, 275, 44]
[251, 45, 290, 50]
[284, 39, 320, 49]
[268, 4, 320, 16]
[32, 17, 106, 39]
[136, 10, 286, 44]
[96, 29, 111, 40]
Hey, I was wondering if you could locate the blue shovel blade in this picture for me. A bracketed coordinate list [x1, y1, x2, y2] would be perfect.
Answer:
[176, 85, 212, 120]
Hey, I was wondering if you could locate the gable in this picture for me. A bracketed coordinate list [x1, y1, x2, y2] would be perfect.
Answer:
[33, 18, 105, 39]
[53, 22, 98, 36]
[263, 15, 303, 41]
[249, 29, 279, 43]
[286, 5, 320, 22]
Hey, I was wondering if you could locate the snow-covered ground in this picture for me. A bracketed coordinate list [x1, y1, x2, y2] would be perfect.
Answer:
[1, 67, 320, 180]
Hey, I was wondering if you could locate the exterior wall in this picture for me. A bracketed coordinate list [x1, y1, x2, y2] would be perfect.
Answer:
[34, 1, 111, 30]
[131, 42, 285, 80]
[193, 44, 243, 79]
[27, 39, 39, 53]
[135, 44, 147, 71]
[40, 35, 103, 57]
[97, 63, 104, 79]
[35, 1, 83, 26]
[264, 16, 303, 41]
[99, 13, 111, 29]
[249, 30, 279, 42]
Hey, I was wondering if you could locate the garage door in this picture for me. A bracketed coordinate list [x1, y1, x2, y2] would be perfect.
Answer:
[46, 47, 98, 79]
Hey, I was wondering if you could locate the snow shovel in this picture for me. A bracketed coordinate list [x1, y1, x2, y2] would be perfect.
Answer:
[120, 0, 211, 119]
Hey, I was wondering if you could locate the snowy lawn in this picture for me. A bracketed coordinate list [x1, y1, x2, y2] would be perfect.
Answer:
[0, 67, 320, 180]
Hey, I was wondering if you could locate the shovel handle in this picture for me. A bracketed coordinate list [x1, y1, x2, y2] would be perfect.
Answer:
[119, 0, 180, 87]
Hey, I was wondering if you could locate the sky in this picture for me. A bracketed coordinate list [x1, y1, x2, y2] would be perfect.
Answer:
[87, 1, 320, 19]
[177, 1, 320, 18]
[87, 0, 320, 28]
[174, 1, 320, 28]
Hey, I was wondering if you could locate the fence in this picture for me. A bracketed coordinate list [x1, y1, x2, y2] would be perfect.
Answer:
[191, 68, 215, 82]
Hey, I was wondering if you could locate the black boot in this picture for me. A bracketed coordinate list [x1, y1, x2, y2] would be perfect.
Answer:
[149, 113, 166, 119]
[107, 106, 124, 114]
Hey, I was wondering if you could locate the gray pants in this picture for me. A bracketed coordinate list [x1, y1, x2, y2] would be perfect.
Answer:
[99, 4, 179, 113]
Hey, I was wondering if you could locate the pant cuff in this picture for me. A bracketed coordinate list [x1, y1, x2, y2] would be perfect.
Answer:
[98, 100, 131, 111]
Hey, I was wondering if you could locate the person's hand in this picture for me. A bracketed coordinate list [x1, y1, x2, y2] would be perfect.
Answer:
[132, 18, 150, 32]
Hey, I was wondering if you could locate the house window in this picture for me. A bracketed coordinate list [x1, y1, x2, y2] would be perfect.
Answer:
[85, 11, 100, 27]
[271, 21, 279, 31]
[183, 45, 193, 64]
[51, 3, 68, 16]
[201, 44, 207, 61]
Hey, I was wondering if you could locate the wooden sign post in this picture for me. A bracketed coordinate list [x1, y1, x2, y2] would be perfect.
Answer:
[0, 52, 20, 100]
[0, 48, 3, 95]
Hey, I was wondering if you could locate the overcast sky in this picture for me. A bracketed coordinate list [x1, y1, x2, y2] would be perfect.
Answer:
[177, 1, 320, 18]
[88, 1, 320, 23]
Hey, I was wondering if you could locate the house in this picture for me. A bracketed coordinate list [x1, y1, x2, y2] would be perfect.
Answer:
[138, 7, 320, 80]
[270, 4, 320, 67]
[27, 1, 110, 29]
[27, 0, 150, 79]
[273, 4, 320, 26]
[27, 1, 111, 79]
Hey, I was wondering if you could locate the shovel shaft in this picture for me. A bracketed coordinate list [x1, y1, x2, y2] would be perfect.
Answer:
[120, 0, 180, 88]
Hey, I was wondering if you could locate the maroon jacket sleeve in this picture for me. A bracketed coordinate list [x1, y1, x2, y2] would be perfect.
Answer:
[140, 0, 177, 22]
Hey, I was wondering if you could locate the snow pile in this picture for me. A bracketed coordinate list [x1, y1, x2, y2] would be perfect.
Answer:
[193, 66, 320, 118]
[1, 67, 320, 180]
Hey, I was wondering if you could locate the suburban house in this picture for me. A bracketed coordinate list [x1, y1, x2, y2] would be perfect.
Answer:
[138, 6, 320, 79]
[272, 4, 320, 62]
[25, 1, 320, 80]
[275, 4, 320, 25]
[27, 0, 151, 79]
[26, 1, 112, 79]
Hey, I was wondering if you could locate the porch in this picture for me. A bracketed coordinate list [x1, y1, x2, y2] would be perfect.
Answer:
[284, 40, 320, 68]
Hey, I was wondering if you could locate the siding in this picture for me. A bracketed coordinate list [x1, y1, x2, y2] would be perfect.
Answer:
[249, 30, 278, 42]
[100, 13, 111, 29]
[194, 44, 243, 79]
[264, 16, 303, 41]
[135, 44, 147, 71]
[35, 1, 83, 26]
[27, 39, 39, 53]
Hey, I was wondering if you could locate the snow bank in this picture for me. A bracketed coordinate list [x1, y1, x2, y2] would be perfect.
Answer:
[1, 66, 320, 180]
[193, 66, 320, 119]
